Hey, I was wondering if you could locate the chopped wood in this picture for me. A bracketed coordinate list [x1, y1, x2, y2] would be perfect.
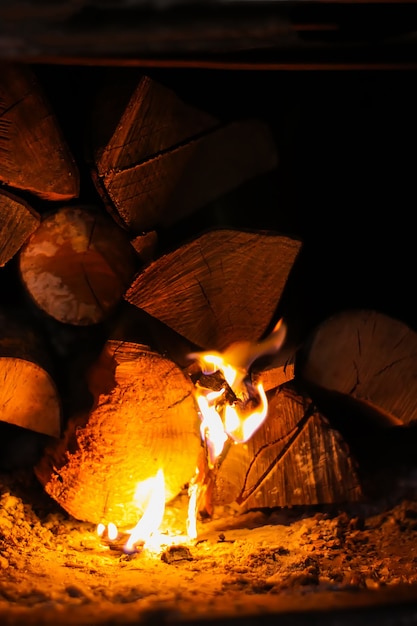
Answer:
[34, 340, 202, 528]
[91, 74, 218, 232]
[94, 115, 279, 233]
[130, 230, 159, 265]
[0, 189, 40, 267]
[94, 74, 218, 174]
[298, 309, 417, 426]
[207, 382, 363, 513]
[18, 205, 138, 326]
[0, 62, 79, 201]
[251, 344, 296, 392]
[125, 228, 302, 352]
[0, 309, 62, 437]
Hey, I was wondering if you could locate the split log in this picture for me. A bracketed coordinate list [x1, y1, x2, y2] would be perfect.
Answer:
[297, 309, 417, 427]
[93, 74, 218, 175]
[0, 62, 79, 201]
[125, 228, 302, 351]
[97, 119, 278, 233]
[34, 341, 201, 528]
[252, 345, 296, 392]
[18, 205, 138, 326]
[207, 382, 363, 514]
[91, 73, 218, 232]
[91, 74, 278, 233]
[0, 309, 62, 437]
[0, 190, 40, 267]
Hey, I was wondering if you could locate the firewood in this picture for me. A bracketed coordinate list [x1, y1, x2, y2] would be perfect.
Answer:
[34, 340, 202, 528]
[207, 382, 363, 514]
[93, 74, 218, 175]
[91, 74, 218, 232]
[125, 228, 302, 351]
[0, 62, 79, 201]
[91, 73, 278, 234]
[97, 119, 278, 233]
[18, 204, 138, 326]
[0, 189, 40, 267]
[0, 309, 62, 437]
[130, 230, 159, 265]
[297, 309, 417, 427]
[251, 344, 296, 392]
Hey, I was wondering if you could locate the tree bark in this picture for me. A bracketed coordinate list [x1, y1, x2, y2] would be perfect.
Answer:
[0, 309, 62, 437]
[34, 341, 201, 528]
[125, 228, 302, 352]
[0, 189, 40, 267]
[18, 205, 138, 326]
[0, 62, 80, 201]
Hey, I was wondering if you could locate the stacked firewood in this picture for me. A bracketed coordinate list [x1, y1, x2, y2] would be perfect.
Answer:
[1, 62, 416, 529]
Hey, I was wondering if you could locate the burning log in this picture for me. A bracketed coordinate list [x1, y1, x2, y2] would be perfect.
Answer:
[0, 189, 40, 267]
[298, 309, 417, 426]
[208, 382, 363, 513]
[125, 228, 302, 351]
[0, 62, 79, 201]
[0, 309, 62, 437]
[34, 340, 201, 528]
[90, 75, 278, 233]
[18, 204, 138, 326]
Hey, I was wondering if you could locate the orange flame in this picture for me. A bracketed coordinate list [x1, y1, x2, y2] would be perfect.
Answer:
[190, 319, 286, 460]
[98, 320, 286, 552]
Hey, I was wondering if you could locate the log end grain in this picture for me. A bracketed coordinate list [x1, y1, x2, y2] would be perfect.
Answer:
[34, 342, 202, 528]
[18, 205, 138, 326]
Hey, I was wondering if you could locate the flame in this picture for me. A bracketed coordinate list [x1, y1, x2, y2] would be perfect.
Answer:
[224, 382, 268, 443]
[98, 320, 286, 553]
[190, 319, 286, 460]
[124, 468, 166, 553]
[97, 469, 168, 554]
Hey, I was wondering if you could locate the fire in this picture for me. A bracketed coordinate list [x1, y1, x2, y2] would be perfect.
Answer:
[190, 318, 286, 458]
[98, 319, 286, 553]
[97, 469, 169, 554]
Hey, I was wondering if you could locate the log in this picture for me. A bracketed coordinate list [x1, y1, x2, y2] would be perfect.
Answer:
[93, 74, 218, 175]
[91, 74, 278, 233]
[297, 309, 417, 427]
[0, 62, 79, 201]
[91, 73, 218, 233]
[96, 119, 278, 233]
[207, 382, 363, 514]
[18, 205, 138, 326]
[125, 228, 302, 351]
[0, 309, 62, 437]
[34, 341, 202, 528]
[0, 189, 40, 267]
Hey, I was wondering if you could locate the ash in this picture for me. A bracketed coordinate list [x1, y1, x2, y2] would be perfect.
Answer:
[1, 469, 417, 626]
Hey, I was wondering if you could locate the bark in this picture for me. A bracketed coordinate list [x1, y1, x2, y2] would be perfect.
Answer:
[298, 309, 417, 427]
[18, 204, 138, 326]
[125, 228, 302, 352]
[34, 341, 202, 528]
[0, 62, 79, 201]
[0, 189, 40, 267]
[207, 382, 363, 514]
[0, 309, 62, 437]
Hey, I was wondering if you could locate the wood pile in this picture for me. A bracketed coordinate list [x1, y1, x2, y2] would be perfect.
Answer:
[1, 61, 416, 529]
